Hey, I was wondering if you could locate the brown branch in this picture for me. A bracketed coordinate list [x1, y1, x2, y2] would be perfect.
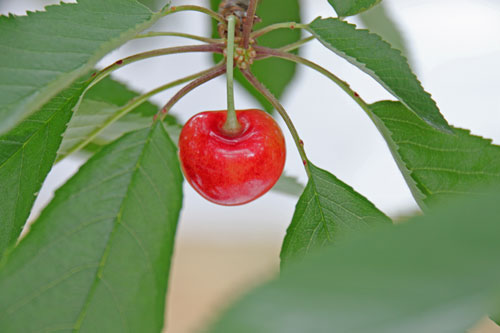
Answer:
[242, 0, 259, 48]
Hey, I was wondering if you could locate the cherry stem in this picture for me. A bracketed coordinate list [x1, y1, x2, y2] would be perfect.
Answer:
[159, 64, 227, 120]
[223, 15, 242, 134]
[56, 64, 224, 162]
[254, 46, 372, 116]
[87, 44, 224, 94]
[135, 31, 221, 44]
[251, 22, 308, 39]
[162, 5, 226, 25]
[278, 36, 315, 53]
[240, 69, 311, 177]
[242, 0, 259, 48]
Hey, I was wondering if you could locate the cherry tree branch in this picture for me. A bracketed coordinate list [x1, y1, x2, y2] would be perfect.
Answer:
[242, 0, 259, 48]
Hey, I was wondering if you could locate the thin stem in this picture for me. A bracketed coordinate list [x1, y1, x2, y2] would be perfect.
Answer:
[135, 31, 221, 44]
[242, 0, 259, 48]
[163, 5, 226, 25]
[278, 36, 315, 53]
[254, 46, 372, 115]
[240, 69, 311, 177]
[223, 16, 241, 134]
[57, 65, 223, 161]
[87, 44, 224, 94]
[251, 22, 308, 40]
[159, 64, 227, 120]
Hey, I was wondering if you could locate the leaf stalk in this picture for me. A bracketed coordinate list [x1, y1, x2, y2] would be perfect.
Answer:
[57, 65, 224, 161]
[240, 69, 311, 177]
[162, 5, 226, 25]
[254, 46, 373, 117]
[159, 64, 227, 120]
[135, 31, 221, 44]
[251, 22, 308, 39]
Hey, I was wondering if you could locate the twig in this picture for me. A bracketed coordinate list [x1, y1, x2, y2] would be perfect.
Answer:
[240, 69, 311, 177]
[242, 0, 259, 48]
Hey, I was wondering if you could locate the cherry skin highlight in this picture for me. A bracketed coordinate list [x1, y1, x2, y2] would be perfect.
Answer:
[179, 109, 286, 206]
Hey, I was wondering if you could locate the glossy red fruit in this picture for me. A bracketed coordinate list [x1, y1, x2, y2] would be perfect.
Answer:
[179, 109, 286, 206]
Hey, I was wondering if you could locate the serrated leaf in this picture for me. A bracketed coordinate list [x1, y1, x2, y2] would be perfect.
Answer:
[58, 76, 181, 157]
[328, 0, 381, 17]
[210, 185, 500, 333]
[0, 122, 183, 332]
[210, 0, 301, 112]
[0, 81, 86, 255]
[359, 3, 411, 64]
[368, 101, 500, 210]
[0, 0, 165, 135]
[308, 18, 451, 132]
[280, 163, 391, 266]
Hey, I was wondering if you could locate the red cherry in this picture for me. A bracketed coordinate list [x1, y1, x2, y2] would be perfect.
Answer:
[179, 109, 286, 206]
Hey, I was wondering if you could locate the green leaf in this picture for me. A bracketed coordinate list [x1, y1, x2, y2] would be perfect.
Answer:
[491, 314, 500, 326]
[0, 0, 165, 135]
[0, 122, 183, 332]
[328, 0, 381, 17]
[308, 18, 451, 132]
[137, 0, 168, 11]
[272, 174, 304, 197]
[280, 163, 391, 266]
[0, 81, 86, 255]
[210, 185, 500, 332]
[210, 0, 301, 112]
[58, 76, 181, 157]
[358, 3, 411, 64]
[367, 101, 500, 210]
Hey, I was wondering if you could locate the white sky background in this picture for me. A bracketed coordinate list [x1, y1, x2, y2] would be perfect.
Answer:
[1, 0, 499, 243]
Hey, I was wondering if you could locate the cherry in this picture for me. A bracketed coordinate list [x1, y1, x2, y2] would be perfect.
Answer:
[179, 109, 286, 206]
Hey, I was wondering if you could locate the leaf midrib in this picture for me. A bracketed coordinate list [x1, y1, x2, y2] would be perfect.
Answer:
[72, 126, 157, 331]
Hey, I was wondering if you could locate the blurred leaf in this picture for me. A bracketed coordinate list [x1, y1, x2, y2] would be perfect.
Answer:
[138, 0, 168, 11]
[368, 101, 500, 210]
[210, 0, 301, 112]
[0, 0, 167, 135]
[309, 18, 451, 132]
[210, 184, 500, 332]
[0, 122, 183, 332]
[358, 3, 411, 64]
[328, 0, 381, 17]
[58, 77, 181, 157]
[280, 163, 391, 266]
[272, 174, 304, 197]
[0, 81, 85, 255]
